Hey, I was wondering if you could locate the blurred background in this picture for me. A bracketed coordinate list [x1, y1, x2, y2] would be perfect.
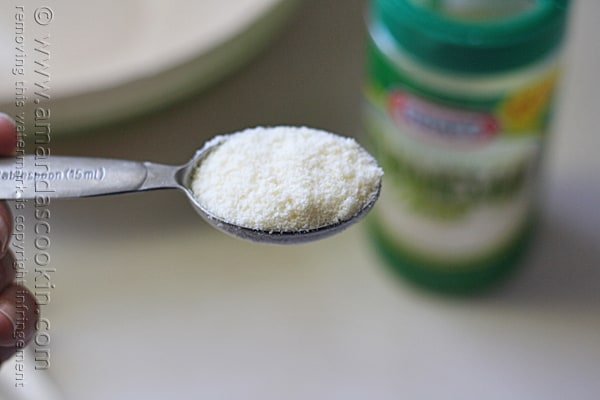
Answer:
[1, 0, 599, 399]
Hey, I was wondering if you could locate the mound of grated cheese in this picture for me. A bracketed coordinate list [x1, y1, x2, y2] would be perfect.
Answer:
[191, 126, 383, 232]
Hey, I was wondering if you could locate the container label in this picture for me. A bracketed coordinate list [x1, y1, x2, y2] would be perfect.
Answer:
[365, 44, 559, 265]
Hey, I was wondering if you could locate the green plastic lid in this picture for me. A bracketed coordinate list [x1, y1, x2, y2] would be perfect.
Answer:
[373, 0, 571, 73]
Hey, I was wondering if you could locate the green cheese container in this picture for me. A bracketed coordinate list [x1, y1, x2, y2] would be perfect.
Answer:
[363, 0, 571, 293]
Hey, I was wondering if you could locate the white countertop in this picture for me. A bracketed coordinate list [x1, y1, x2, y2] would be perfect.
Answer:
[1, 0, 599, 399]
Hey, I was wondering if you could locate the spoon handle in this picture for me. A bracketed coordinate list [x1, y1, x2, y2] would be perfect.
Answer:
[0, 156, 182, 200]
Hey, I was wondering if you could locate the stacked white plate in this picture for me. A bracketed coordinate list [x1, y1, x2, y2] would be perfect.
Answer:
[0, 0, 298, 135]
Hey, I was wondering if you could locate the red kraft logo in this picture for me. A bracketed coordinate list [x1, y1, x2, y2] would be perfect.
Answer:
[389, 91, 500, 146]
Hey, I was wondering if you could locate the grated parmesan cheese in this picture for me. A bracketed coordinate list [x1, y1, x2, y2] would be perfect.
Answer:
[191, 126, 383, 232]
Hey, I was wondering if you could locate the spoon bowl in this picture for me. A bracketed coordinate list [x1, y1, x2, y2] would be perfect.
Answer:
[177, 137, 382, 244]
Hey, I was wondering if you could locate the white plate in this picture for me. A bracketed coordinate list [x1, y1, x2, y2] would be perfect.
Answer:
[0, 0, 298, 135]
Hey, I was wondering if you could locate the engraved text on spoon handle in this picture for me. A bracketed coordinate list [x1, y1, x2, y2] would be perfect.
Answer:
[0, 156, 180, 200]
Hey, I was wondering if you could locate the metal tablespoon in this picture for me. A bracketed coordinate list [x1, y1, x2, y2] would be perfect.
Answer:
[0, 137, 381, 244]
